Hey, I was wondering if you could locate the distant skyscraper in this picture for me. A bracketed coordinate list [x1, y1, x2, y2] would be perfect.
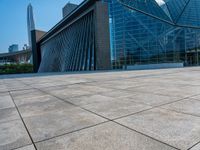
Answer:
[27, 4, 35, 48]
[8, 44, 18, 53]
[62, 2, 78, 18]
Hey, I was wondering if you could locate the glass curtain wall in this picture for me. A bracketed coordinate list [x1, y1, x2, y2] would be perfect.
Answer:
[107, 0, 200, 69]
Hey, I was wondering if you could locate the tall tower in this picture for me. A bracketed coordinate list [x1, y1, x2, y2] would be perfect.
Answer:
[27, 3, 35, 48]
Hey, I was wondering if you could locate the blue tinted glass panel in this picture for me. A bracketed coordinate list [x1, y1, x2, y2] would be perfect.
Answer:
[177, 0, 200, 27]
[165, 0, 189, 22]
[108, 0, 200, 69]
[119, 0, 172, 22]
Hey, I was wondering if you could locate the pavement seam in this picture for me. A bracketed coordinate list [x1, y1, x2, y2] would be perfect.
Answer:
[190, 97, 200, 101]
[14, 70, 183, 90]
[8, 86, 113, 148]
[160, 107, 200, 118]
[34, 120, 110, 144]
[122, 93, 200, 120]
[9, 92, 38, 150]
[112, 121, 180, 150]
[188, 141, 200, 150]
[0, 67, 191, 80]
[153, 93, 200, 107]
[0, 118, 21, 125]
[102, 94, 198, 121]
[35, 87, 181, 150]
[33, 87, 110, 121]
[94, 80, 200, 99]
[124, 87, 198, 98]
[13, 71, 200, 99]
[4, 69, 199, 150]
[11, 144, 34, 150]
[30, 85, 163, 123]
[3, 87, 36, 93]
[21, 76, 199, 114]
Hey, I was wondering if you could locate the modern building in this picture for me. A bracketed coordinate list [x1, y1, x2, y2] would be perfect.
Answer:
[32, 0, 111, 72]
[27, 3, 47, 67]
[23, 44, 29, 50]
[32, 0, 200, 72]
[109, 0, 200, 69]
[0, 49, 31, 64]
[8, 44, 19, 53]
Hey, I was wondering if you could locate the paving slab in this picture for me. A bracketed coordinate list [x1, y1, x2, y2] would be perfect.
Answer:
[126, 85, 166, 95]
[23, 106, 106, 142]
[161, 98, 200, 117]
[36, 122, 176, 150]
[15, 95, 70, 118]
[42, 85, 92, 99]
[67, 94, 116, 106]
[88, 79, 146, 90]
[71, 84, 113, 93]
[0, 120, 32, 150]
[15, 145, 35, 150]
[82, 98, 152, 119]
[99, 89, 138, 98]
[10, 89, 47, 105]
[1, 67, 200, 150]
[153, 86, 200, 98]
[0, 107, 20, 123]
[0, 85, 8, 92]
[127, 93, 181, 106]
[0, 93, 15, 109]
[190, 94, 200, 101]
[116, 108, 200, 150]
[127, 84, 200, 98]
[190, 143, 200, 150]
[3, 81, 30, 91]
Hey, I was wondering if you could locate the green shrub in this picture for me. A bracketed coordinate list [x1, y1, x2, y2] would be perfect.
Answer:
[0, 63, 33, 75]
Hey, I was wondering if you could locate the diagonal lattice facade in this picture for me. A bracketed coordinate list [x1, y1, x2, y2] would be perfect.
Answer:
[38, 12, 95, 72]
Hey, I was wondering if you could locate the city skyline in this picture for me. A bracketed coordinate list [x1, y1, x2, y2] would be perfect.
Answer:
[0, 0, 83, 53]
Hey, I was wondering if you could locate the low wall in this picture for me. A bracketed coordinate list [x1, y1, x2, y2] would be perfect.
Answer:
[126, 63, 184, 70]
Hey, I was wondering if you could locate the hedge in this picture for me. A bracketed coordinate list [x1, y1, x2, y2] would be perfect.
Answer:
[0, 64, 33, 74]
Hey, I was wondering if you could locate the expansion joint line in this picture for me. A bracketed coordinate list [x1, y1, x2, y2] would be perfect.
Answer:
[33, 87, 181, 150]
[8, 92, 38, 150]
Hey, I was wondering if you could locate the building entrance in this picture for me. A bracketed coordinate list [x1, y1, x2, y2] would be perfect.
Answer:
[186, 50, 200, 66]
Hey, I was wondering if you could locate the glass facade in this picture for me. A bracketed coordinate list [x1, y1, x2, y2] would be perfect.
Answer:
[107, 0, 200, 69]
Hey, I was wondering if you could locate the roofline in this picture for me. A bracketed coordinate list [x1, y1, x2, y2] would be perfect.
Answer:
[0, 49, 31, 57]
[38, 0, 200, 44]
[62, 2, 78, 10]
[37, 0, 100, 43]
[119, 0, 200, 29]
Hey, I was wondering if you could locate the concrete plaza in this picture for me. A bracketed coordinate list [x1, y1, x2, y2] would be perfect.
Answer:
[0, 67, 200, 150]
